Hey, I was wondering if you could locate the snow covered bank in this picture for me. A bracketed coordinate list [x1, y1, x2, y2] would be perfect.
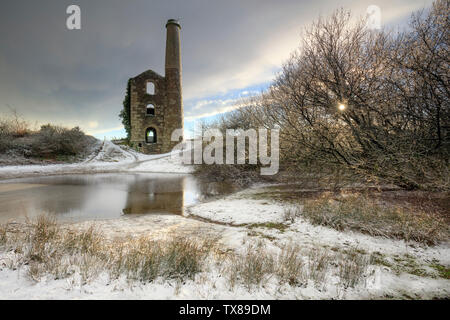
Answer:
[1, 209, 448, 300]
[1, 261, 446, 300]
[183, 187, 450, 299]
[0, 145, 448, 299]
[186, 198, 285, 225]
[0, 140, 193, 180]
[187, 188, 450, 265]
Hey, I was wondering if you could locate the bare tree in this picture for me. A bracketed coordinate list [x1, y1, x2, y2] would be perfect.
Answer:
[245, 3, 449, 190]
[388, 0, 449, 153]
[197, 1, 449, 190]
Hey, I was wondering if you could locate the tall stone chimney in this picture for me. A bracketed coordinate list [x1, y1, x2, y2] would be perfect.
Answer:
[164, 19, 183, 148]
[165, 19, 182, 72]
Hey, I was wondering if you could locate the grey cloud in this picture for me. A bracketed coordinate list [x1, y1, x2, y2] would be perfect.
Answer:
[0, 0, 433, 135]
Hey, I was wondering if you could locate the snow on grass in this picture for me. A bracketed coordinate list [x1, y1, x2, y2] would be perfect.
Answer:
[189, 191, 450, 264]
[184, 187, 450, 299]
[128, 154, 194, 174]
[0, 264, 366, 300]
[0, 220, 448, 300]
[186, 198, 285, 225]
[0, 141, 131, 179]
[1, 265, 445, 300]
[0, 142, 448, 299]
[0, 205, 449, 299]
[88, 140, 135, 163]
[0, 140, 192, 179]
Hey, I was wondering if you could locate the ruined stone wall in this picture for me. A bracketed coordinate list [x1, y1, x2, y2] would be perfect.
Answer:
[130, 70, 166, 154]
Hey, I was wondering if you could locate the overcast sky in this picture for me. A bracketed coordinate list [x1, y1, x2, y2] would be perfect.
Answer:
[0, 0, 434, 139]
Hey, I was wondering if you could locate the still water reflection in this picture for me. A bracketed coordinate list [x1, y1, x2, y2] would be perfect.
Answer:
[0, 173, 233, 223]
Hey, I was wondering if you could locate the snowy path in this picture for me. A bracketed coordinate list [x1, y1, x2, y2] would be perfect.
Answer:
[0, 140, 192, 180]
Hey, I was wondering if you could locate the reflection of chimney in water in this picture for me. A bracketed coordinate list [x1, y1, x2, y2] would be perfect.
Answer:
[122, 177, 184, 215]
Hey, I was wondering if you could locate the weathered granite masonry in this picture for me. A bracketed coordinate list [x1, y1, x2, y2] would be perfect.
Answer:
[130, 19, 183, 154]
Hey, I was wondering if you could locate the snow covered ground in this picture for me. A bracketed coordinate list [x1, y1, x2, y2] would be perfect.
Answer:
[0, 140, 193, 180]
[0, 140, 448, 299]
[1, 193, 449, 299]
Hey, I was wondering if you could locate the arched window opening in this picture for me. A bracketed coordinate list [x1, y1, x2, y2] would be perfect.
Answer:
[146, 81, 155, 95]
[146, 104, 155, 116]
[146, 128, 157, 144]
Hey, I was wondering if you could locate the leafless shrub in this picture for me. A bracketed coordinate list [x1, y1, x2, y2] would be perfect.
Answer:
[0, 110, 32, 153]
[269, 4, 448, 190]
[198, 1, 449, 191]
[193, 108, 282, 187]
[31, 124, 94, 158]
[195, 163, 261, 188]
[0, 109, 31, 137]
[0, 107, 96, 163]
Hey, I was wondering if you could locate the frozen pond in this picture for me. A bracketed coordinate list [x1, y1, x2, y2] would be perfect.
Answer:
[0, 173, 233, 223]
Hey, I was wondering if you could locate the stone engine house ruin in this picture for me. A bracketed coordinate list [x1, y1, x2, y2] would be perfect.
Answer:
[129, 19, 183, 154]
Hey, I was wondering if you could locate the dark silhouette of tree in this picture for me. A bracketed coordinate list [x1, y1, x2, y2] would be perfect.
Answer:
[119, 78, 132, 140]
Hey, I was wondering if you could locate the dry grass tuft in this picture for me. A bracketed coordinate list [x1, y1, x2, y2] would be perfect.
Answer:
[0, 225, 7, 246]
[276, 243, 306, 286]
[283, 206, 302, 223]
[300, 193, 448, 245]
[111, 236, 214, 282]
[225, 242, 276, 289]
[0, 215, 376, 291]
[337, 249, 371, 288]
[306, 249, 332, 286]
[224, 242, 371, 290]
[0, 215, 215, 284]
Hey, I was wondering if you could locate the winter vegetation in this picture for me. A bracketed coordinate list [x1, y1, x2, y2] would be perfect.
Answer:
[0, 199, 448, 299]
[0, 1, 448, 300]
[0, 140, 448, 298]
[0, 110, 98, 165]
[195, 1, 449, 191]
[300, 193, 447, 245]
